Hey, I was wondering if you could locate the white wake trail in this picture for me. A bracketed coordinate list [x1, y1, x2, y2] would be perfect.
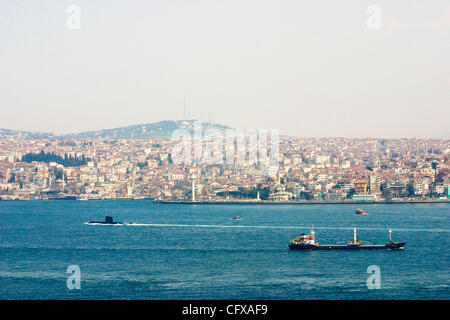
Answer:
[114, 223, 450, 233]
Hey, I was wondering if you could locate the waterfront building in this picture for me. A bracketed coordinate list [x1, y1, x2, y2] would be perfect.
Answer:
[354, 179, 369, 195]
[352, 194, 377, 201]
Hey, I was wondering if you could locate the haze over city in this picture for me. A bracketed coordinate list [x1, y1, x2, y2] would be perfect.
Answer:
[0, 0, 449, 138]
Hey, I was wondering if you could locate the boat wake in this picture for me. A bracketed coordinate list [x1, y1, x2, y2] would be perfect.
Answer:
[94, 223, 450, 233]
[84, 222, 133, 226]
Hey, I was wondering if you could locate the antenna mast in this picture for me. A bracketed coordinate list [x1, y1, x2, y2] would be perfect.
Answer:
[310, 225, 315, 239]
[183, 96, 187, 120]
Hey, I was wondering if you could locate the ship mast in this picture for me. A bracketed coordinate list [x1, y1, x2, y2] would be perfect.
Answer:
[389, 229, 392, 242]
[353, 228, 357, 243]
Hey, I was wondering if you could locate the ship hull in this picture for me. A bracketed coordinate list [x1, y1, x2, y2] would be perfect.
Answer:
[288, 242, 405, 250]
[87, 222, 122, 225]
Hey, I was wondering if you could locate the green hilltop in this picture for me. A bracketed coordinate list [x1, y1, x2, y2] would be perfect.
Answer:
[0, 120, 231, 140]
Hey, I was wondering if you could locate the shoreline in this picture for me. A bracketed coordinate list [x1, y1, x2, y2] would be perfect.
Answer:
[1, 198, 448, 204]
[0, 197, 155, 201]
[153, 199, 450, 205]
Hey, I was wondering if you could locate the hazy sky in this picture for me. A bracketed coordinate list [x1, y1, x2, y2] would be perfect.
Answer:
[0, 1, 449, 138]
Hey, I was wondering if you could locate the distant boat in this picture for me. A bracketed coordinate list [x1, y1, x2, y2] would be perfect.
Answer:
[232, 216, 241, 221]
[355, 209, 367, 215]
[53, 196, 77, 200]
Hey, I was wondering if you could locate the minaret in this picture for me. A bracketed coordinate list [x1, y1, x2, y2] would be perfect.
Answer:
[191, 178, 196, 202]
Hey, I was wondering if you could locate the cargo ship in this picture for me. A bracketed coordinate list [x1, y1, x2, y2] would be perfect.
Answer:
[288, 227, 405, 250]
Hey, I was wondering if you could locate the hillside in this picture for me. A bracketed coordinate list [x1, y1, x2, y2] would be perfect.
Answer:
[0, 120, 231, 140]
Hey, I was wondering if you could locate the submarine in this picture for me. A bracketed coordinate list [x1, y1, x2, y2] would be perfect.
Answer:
[289, 227, 405, 250]
[87, 216, 123, 225]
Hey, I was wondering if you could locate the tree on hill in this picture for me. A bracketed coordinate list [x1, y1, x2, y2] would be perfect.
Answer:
[20, 151, 89, 167]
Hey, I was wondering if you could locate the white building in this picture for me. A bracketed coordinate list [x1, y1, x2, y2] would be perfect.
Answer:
[414, 182, 429, 195]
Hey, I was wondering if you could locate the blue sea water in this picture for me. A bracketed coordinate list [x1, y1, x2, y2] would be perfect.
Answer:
[0, 200, 449, 300]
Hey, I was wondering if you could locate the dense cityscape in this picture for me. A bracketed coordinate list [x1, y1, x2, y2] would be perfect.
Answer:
[0, 123, 449, 202]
